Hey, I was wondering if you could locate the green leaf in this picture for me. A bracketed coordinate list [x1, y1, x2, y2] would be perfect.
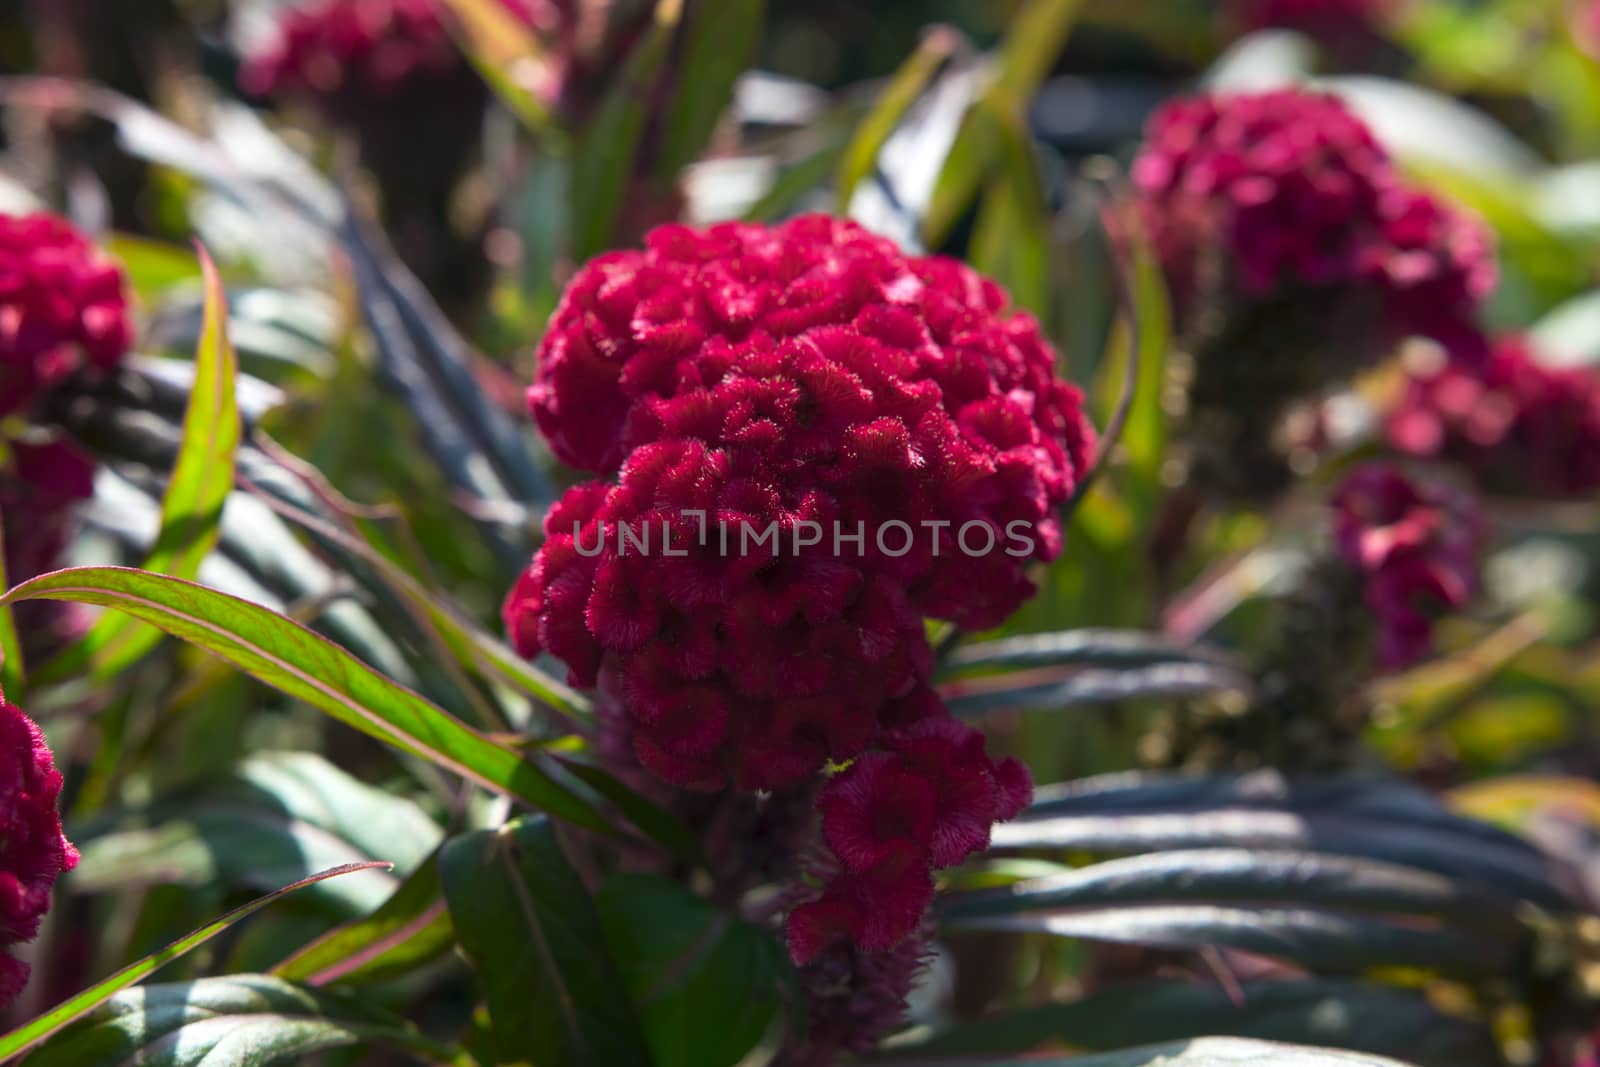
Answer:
[440, 815, 652, 1066]
[888, 1035, 1432, 1067]
[0, 863, 388, 1062]
[836, 27, 961, 213]
[0, 520, 21, 694]
[892, 979, 1496, 1064]
[991, 0, 1085, 103]
[556, 758, 705, 867]
[942, 630, 1233, 676]
[657, 0, 765, 179]
[438, 0, 561, 137]
[272, 852, 453, 987]
[921, 0, 1083, 246]
[967, 99, 1050, 315]
[596, 875, 782, 1067]
[20, 974, 460, 1067]
[997, 771, 1583, 913]
[105, 234, 200, 301]
[70, 752, 441, 916]
[40, 245, 241, 685]
[1090, 225, 1171, 527]
[571, 0, 681, 259]
[1, 567, 617, 834]
[246, 487, 588, 721]
[935, 901, 1510, 978]
[942, 661, 1253, 716]
[940, 848, 1527, 939]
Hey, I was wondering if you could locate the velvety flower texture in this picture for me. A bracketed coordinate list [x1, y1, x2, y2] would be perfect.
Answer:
[0, 698, 78, 1009]
[240, 0, 578, 116]
[509, 215, 1089, 961]
[1330, 463, 1483, 670]
[1387, 336, 1600, 498]
[0, 213, 131, 418]
[1133, 89, 1495, 358]
[241, 0, 475, 113]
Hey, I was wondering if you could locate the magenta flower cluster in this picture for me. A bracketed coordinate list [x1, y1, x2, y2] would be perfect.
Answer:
[0, 213, 131, 418]
[0, 698, 78, 1009]
[1387, 336, 1600, 498]
[508, 215, 1095, 961]
[1330, 463, 1484, 670]
[1133, 89, 1495, 359]
[0, 212, 129, 647]
[241, 0, 572, 117]
[241, 0, 465, 109]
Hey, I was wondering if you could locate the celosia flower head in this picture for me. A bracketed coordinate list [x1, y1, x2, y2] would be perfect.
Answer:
[509, 216, 1071, 962]
[1133, 88, 1494, 356]
[0, 213, 131, 418]
[241, 0, 470, 111]
[241, 0, 588, 119]
[1330, 463, 1484, 670]
[511, 215, 1092, 792]
[1387, 336, 1600, 498]
[0, 698, 78, 1008]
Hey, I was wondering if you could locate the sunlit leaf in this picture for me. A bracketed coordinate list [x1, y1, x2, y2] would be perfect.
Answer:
[3, 568, 617, 834]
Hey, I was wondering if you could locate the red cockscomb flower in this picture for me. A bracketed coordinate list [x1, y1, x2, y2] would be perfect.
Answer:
[508, 216, 1067, 964]
[1387, 336, 1600, 498]
[1331, 463, 1484, 670]
[1133, 88, 1493, 351]
[509, 215, 1092, 795]
[0, 213, 131, 418]
[790, 717, 1032, 963]
[241, 0, 473, 111]
[0, 697, 77, 1009]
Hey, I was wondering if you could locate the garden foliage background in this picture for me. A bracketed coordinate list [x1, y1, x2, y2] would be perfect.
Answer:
[0, 0, 1598, 1065]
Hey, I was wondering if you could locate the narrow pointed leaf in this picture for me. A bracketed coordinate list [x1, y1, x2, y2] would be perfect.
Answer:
[882, 1035, 1428, 1067]
[20, 974, 461, 1067]
[891, 979, 1498, 1064]
[836, 28, 961, 213]
[40, 246, 240, 684]
[273, 852, 454, 987]
[2, 567, 616, 834]
[0, 863, 389, 1061]
[939, 848, 1527, 938]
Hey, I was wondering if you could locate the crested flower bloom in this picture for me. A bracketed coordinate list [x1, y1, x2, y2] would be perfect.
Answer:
[1131, 89, 1495, 496]
[790, 717, 1031, 964]
[0, 697, 78, 1009]
[1386, 336, 1600, 498]
[1133, 88, 1493, 348]
[1330, 463, 1484, 670]
[508, 216, 1077, 965]
[0, 213, 131, 418]
[240, 0, 476, 117]
[511, 215, 1092, 792]
[240, 0, 586, 120]
[0, 212, 128, 650]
